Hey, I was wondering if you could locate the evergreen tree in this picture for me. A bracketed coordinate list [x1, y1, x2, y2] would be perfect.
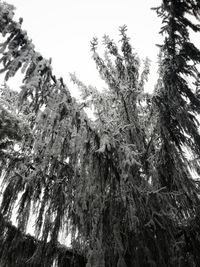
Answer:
[0, 0, 200, 266]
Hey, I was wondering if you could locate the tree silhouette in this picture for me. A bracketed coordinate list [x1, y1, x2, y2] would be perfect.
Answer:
[0, 0, 200, 266]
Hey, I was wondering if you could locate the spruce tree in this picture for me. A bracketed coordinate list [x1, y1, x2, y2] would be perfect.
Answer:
[0, 0, 200, 266]
[0, 85, 21, 153]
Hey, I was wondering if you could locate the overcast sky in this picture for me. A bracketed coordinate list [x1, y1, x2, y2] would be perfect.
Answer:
[4, 0, 162, 96]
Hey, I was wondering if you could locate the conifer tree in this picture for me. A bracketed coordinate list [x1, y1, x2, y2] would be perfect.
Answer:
[0, 0, 200, 266]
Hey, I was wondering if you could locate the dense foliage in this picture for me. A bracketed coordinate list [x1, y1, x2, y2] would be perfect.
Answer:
[0, 0, 200, 266]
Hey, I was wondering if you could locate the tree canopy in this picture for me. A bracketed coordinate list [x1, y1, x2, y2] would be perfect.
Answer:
[0, 0, 200, 266]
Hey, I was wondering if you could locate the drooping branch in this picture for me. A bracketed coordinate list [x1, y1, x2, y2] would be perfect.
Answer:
[0, 213, 86, 267]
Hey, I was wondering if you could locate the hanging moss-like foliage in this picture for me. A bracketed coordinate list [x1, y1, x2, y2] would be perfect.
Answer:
[0, 1, 200, 266]
[0, 213, 86, 267]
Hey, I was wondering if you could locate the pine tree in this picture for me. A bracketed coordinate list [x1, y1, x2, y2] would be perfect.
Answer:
[0, 0, 200, 266]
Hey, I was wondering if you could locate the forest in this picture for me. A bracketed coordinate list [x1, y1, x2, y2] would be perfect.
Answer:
[0, 0, 200, 266]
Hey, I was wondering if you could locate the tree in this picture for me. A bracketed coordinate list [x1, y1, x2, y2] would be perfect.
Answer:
[0, 0, 200, 266]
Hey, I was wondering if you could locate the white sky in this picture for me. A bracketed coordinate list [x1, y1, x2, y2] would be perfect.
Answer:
[4, 0, 162, 96]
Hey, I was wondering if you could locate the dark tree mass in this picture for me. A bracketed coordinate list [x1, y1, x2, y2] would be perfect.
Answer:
[0, 0, 200, 266]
